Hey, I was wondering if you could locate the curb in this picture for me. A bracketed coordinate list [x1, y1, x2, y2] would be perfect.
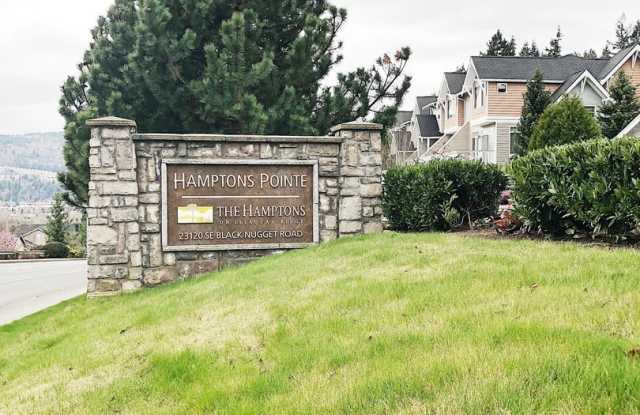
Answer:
[0, 258, 87, 264]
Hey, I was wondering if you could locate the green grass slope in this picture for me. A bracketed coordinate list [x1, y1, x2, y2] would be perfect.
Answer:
[1, 233, 640, 414]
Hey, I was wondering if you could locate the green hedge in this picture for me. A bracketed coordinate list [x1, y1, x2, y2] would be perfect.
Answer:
[43, 242, 69, 259]
[511, 137, 640, 241]
[383, 160, 508, 231]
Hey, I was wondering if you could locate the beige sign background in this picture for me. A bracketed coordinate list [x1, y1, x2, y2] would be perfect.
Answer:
[161, 159, 319, 251]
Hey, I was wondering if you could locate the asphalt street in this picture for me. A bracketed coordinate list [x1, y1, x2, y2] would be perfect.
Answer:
[0, 260, 87, 326]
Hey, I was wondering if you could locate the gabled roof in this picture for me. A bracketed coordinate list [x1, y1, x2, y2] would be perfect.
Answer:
[600, 43, 640, 82]
[394, 110, 413, 127]
[416, 114, 441, 137]
[416, 96, 437, 110]
[22, 226, 46, 237]
[550, 69, 610, 102]
[13, 224, 43, 237]
[549, 71, 584, 102]
[444, 72, 466, 94]
[470, 55, 609, 82]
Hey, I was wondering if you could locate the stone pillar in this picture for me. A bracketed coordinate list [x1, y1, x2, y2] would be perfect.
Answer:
[86, 117, 142, 297]
[330, 121, 384, 236]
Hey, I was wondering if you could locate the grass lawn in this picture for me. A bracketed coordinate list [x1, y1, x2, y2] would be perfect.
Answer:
[1, 233, 640, 414]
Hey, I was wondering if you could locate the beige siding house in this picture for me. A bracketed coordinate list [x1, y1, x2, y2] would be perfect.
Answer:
[395, 43, 640, 165]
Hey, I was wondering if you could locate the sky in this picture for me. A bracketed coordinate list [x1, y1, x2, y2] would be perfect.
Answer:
[0, 0, 637, 134]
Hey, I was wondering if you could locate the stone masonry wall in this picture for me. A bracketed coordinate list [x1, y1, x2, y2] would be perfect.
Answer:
[86, 117, 383, 296]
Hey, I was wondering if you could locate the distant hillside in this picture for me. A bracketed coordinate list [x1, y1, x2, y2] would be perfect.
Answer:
[0, 132, 64, 205]
[0, 132, 65, 172]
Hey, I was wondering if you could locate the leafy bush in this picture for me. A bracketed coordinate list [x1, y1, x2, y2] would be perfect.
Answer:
[383, 160, 508, 231]
[529, 96, 602, 151]
[43, 242, 70, 259]
[511, 137, 640, 241]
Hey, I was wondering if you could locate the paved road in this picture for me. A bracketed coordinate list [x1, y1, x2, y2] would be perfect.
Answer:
[0, 260, 87, 326]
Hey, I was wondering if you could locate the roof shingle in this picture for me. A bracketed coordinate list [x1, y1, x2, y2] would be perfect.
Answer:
[416, 114, 441, 137]
[444, 72, 466, 94]
[471, 55, 609, 82]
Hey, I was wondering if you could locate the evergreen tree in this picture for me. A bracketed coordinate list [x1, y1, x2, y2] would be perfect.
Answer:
[631, 20, 640, 44]
[529, 96, 602, 151]
[46, 193, 68, 244]
[60, 0, 412, 207]
[516, 69, 551, 155]
[505, 36, 517, 56]
[598, 71, 640, 138]
[613, 15, 631, 50]
[582, 49, 598, 58]
[544, 27, 562, 57]
[601, 44, 613, 58]
[481, 30, 516, 56]
[455, 63, 466, 72]
[520, 41, 541, 57]
[530, 41, 541, 57]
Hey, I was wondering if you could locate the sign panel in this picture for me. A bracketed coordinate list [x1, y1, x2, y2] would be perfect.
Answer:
[161, 160, 318, 251]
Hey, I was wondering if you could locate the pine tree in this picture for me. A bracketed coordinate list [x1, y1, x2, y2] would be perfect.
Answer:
[613, 15, 631, 50]
[631, 20, 640, 44]
[601, 45, 613, 58]
[483, 30, 506, 56]
[46, 193, 68, 244]
[481, 30, 516, 56]
[582, 49, 598, 58]
[530, 41, 541, 57]
[529, 96, 602, 150]
[598, 71, 640, 138]
[60, 0, 412, 207]
[520, 41, 541, 57]
[505, 37, 517, 56]
[516, 69, 551, 155]
[544, 27, 562, 57]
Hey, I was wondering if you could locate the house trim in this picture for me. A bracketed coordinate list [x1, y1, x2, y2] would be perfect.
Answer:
[616, 112, 640, 138]
[600, 45, 640, 83]
[480, 78, 565, 84]
[556, 70, 610, 102]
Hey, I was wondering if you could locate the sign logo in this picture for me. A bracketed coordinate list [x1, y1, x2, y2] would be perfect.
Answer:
[177, 204, 214, 224]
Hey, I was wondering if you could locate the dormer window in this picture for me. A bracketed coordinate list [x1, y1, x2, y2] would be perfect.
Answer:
[497, 83, 508, 94]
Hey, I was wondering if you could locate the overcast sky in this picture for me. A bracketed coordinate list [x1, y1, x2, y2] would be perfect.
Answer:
[0, 0, 637, 134]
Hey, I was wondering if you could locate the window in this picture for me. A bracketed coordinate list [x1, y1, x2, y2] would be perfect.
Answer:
[481, 83, 485, 106]
[497, 83, 508, 94]
[474, 84, 481, 108]
[510, 126, 524, 156]
[584, 105, 597, 115]
[447, 96, 454, 118]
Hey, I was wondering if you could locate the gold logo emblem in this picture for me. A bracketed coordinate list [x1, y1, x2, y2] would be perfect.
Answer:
[177, 204, 214, 224]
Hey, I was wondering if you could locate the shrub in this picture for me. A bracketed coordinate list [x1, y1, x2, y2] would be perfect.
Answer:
[43, 242, 70, 259]
[529, 96, 602, 151]
[511, 137, 640, 241]
[383, 160, 508, 231]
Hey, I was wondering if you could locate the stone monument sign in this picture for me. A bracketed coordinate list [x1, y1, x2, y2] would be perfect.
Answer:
[86, 116, 384, 296]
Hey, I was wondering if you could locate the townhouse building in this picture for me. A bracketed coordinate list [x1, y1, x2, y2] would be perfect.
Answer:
[393, 43, 640, 164]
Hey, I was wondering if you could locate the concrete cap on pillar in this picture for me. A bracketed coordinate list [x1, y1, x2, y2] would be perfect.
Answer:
[87, 116, 137, 128]
[330, 120, 383, 135]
